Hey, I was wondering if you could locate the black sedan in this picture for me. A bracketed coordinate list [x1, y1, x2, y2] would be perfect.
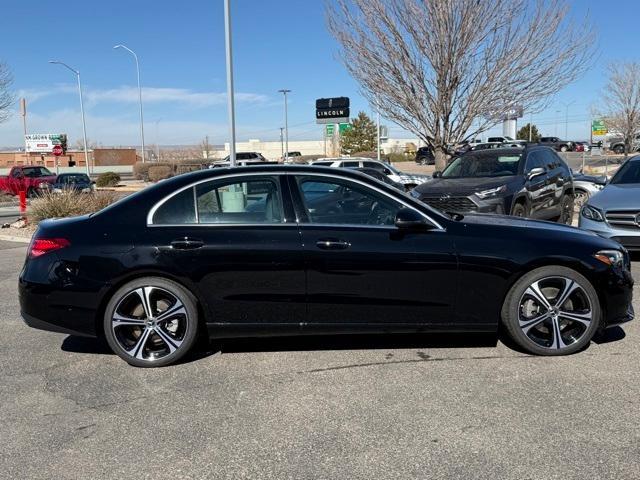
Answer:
[48, 173, 94, 193]
[20, 166, 633, 367]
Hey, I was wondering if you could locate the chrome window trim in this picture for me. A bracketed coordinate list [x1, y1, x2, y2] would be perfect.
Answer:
[147, 170, 445, 231]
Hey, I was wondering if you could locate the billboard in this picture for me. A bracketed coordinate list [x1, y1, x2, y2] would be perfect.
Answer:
[316, 97, 350, 124]
[25, 134, 66, 153]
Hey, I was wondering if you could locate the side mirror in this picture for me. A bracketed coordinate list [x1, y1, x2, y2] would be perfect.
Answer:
[395, 207, 433, 230]
[433, 171, 442, 178]
[527, 167, 546, 180]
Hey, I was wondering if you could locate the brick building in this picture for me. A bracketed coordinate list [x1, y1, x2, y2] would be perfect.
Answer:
[0, 148, 139, 169]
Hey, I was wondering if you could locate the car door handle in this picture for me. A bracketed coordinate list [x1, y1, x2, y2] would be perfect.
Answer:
[170, 238, 204, 250]
[316, 238, 351, 250]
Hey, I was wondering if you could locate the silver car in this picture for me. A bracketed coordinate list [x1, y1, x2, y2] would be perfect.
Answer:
[579, 156, 640, 251]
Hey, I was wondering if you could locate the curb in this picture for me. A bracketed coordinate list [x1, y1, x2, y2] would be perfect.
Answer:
[0, 234, 31, 244]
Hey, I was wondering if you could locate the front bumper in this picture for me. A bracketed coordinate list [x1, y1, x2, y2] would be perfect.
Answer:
[579, 216, 640, 251]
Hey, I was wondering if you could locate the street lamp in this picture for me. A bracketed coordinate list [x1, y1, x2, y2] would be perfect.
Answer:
[48, 61, 90, 175]
[113, 44, 146, 163]
[278, 89, 291, 160]
[223, 0, 237, 167]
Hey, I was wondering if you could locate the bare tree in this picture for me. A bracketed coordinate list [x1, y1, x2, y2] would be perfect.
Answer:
[327, 0, 596, 169]
[601, 62, 640, 156]
[0, 62, 15, 124]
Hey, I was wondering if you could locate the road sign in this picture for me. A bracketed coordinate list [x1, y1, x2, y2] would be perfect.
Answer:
[326, 124, 335, 136]
[592, 120, 608, 136]
[316, 97, 350, 124]
[52, 145, 63, 156]
[339, 123, 352, 134]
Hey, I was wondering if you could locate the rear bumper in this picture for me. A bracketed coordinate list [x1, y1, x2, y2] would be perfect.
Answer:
[21, 311, 95, 337]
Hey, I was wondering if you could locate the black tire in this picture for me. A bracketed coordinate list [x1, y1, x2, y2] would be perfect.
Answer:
[613, 145, 625, 154]
[511, 202, 527, 217]
[558, 194, 574, 225]
[501, 266, 601, 356]
[103, 277, 199, 367]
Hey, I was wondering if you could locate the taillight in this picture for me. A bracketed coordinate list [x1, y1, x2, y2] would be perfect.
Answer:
[29, 238, 71, 258]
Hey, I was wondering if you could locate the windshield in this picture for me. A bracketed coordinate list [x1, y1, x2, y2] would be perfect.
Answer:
[59, 174, 90, 184]
[442, 153, 522, 178]
[22, 167, 53, 177]
[610, 160, 640, 185]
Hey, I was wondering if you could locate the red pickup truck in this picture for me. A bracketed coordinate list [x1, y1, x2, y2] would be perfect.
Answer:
[0, 166, 58, 197]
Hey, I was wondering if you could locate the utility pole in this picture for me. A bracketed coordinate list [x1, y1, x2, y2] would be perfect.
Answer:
[529, 112, 533, 142]
[223, 0, 237, 166]
[561, 101, 575, 139]
[20, 99, 29, 164]
[278, 89, 291, 159]
[279, 127, 284, 160]
[376, 107, 381, 162]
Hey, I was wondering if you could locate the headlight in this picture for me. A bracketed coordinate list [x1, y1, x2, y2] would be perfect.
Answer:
[38, 182, 49, 189]
[52, 188, 62, 193]
[475, 185, 507, 199]
[594, 250, 624, 267]
[581, 205, 604, 222]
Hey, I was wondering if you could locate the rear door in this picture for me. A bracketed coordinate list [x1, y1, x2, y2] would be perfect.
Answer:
[288, 173, 457, 331]
[145, 173, 306, 331]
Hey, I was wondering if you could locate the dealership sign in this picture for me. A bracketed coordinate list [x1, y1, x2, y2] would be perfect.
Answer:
[25, 134, 66, 153]
[316, 97, 350, 124]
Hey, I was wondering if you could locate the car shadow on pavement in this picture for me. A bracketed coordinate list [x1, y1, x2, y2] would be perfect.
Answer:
[206, 332, 499, 356]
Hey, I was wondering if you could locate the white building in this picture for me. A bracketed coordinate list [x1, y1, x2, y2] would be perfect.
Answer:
[206, 137, 422, 160]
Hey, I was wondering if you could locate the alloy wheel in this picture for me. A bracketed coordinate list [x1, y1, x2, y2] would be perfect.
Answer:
[111, 286, 189, 362]
[573, 190, 588, 210]
[518, 276, 592, 350]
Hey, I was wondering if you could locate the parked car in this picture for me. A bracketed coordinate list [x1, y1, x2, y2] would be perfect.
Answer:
[607, 135, 640, 155]
[574, 142, 590, 153]
[0, 165, 57, 197]
[20, 165, 633, 367]
[352, 167, 406, 191]
[209, 152, 275, 168]
[579, 155, 640, 251]
[412, 146, 575, 223]
[539, 137, 574, 152]
[311, 157, 430, 189]
[572, 171, 606, 209]
[415, 147, 435, 165]
[470, 142, 525, 151]
[486, 136, 526, 145]
[46, 173, 94, 194]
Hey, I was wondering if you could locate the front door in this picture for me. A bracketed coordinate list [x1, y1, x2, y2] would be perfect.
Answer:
[288, 174, 457, 330]
[145, 174, 305, 332]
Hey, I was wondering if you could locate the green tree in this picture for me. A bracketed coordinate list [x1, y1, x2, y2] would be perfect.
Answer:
[340, 111, 377, 154]
[517, 123, 541, 142]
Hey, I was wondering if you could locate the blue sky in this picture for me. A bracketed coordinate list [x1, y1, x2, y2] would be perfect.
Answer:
[0, 0, 639, 147]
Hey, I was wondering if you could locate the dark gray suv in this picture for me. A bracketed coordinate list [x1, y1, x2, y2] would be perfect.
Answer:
[412, 146, 575, 223]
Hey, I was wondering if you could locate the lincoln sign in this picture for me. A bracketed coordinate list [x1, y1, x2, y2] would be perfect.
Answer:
[316, 97, 350, 124]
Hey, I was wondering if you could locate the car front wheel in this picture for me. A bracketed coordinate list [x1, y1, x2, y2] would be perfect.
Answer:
[558, 194, 574, 225]
[501, 266, 601, 356]
[103, 277, 199, 367]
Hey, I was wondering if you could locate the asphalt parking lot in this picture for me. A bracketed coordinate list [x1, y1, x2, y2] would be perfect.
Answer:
[1, 239, 638, 480]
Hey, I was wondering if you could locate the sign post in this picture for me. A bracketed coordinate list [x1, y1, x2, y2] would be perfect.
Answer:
[52, 144, 63, 175]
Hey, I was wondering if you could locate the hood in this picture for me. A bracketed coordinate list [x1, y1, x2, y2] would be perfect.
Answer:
[415, 176, 520, 195]
[588, 184, 640, 210]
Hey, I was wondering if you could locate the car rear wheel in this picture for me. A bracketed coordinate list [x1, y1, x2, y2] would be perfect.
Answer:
[613, 145, 625, 154]
[501, 266, 601, 356]
[511, 202, 527, 217]
[103, 277, 199, 367]
[560, 145, 568, 152]
[573, 189, 589, 210]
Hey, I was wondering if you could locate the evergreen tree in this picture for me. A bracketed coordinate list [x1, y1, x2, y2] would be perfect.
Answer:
[340, 111, 377, 154]
[517, 123, 541, 142]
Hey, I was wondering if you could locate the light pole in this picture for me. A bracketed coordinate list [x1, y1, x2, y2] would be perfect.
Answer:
[155, 119, 161, 162]
[223, 0, 237, 167]
[48, 61, 90, 175]
[560, 101, 575, 139]
[279, 127, 284, 160]
[278, 89, 291, 159]
[555, 110, 561, 136]
[114, 44, 146, 163]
